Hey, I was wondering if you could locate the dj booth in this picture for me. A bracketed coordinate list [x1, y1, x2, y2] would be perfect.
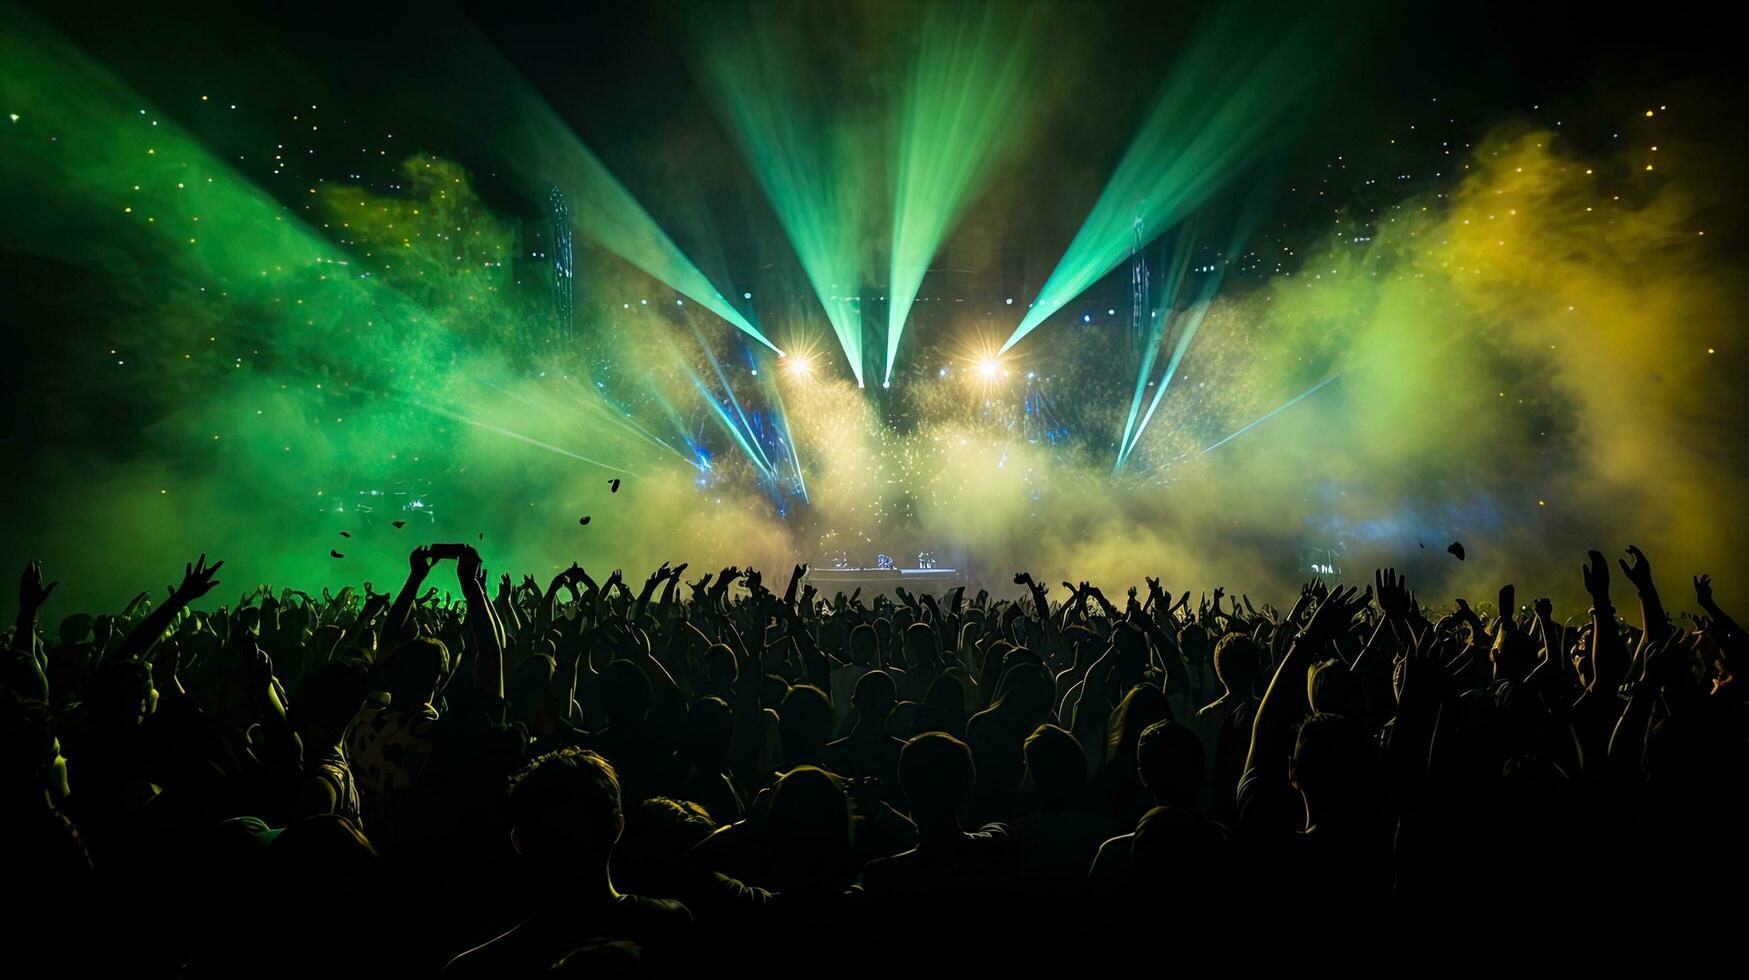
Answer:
[802, 566, 969, 598]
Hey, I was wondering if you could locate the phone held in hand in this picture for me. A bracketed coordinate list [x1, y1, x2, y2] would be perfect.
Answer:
[428, 543, 469, 561]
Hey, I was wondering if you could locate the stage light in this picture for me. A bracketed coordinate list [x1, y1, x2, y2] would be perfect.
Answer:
[977, 357, 1000, 380]
[784, 354, 813, 378]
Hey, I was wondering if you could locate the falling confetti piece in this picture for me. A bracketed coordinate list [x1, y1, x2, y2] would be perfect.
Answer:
[1447, 542, 1466, 561]
[478, 532, 484, 540]
[609, 479, 621, 493]
[339, 531, 351, 538]
[579, 516, 591, 526]
[392, 521, 406, 529]
[330, 550, 344, 558]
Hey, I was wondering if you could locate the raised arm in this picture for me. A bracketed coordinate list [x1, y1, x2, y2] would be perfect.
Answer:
[1245, 585, 1366, 777]
[12, 562, 58, 660]
[1580, 549, 1629, 696]
[456, 546, 503, 701]
[111, 554, 224, 664]
[382, 546, 439, 649]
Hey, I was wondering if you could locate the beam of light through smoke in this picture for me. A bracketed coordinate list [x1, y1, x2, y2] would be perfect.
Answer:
[693, 9, 878, 386]
[1197, 375, 1341, 456]
[1000, 4, 1341, 354]
[1116, 191, 1269, 470]
[884, 1, 1044, 383]
[383, 24, 782, 354]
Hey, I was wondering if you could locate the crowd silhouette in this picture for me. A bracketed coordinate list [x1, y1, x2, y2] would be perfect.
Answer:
[3, 544, 1744, 975]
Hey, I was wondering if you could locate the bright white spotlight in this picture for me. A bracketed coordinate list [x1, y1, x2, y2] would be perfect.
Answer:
[977, 357, 1000, 380]
[784, 354, 813, 377]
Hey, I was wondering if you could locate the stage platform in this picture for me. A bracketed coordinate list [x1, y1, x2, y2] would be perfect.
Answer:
[802, 566, 969, 597]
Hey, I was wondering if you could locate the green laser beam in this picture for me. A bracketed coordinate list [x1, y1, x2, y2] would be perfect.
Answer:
[885, 1, 1043, 382]
[0, 12, 656, 493]
[1001, 4, 1340, 354]
[410, 27, 781, 354]
[1116, 188, 1269, 470]
[751, 348, 809, 502]
[1199, 375, 1341, 456]
[419, 404, 645, 477]
[688, 324, 779, 478]
[694, 11, 877, 385]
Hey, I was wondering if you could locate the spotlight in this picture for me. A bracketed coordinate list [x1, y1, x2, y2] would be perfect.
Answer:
[977, 357, 1000, 380]
[783, 354, 813, 378]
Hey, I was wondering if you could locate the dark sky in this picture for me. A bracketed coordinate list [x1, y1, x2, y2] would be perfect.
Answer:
[10, 0, 1744, 285]
[22, 0, 1740, 180]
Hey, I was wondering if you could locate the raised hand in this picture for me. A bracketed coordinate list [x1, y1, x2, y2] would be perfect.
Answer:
[1300, 584, 1367, 649]
[1534, 596, 1553, 621]
[1374, 568, 1415, 621]
[19, 561, 58, 610]
[456, 545, 485, 587]
[1581, 549, 1612, 607]
[1618, 545, 1655, 593]
[409, 545, 439, 579]
[170, 554, 225, 604]
[1694, 574, 1714, 610]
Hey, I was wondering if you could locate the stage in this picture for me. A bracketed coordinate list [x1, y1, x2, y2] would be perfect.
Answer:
[802, 566, 970, 598]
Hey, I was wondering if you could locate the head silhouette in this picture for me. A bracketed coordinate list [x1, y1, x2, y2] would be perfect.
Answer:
[1108, 684, 1172, 763]
[1136, 720, 1204, 810]
[1291, 713, 1376, 827]
[849, 624, 879, 666]
[1212, 633, 1263, 698]
[779, 684, 833, 764]
[899, 732, 976, 824]
[381, 637, 447, 708]
[992, 663, 1055, 728]
[684, 696, 733, 769]
[767, 766, 855, 890]
[904, 622, 939, 673]
[851, 670, 897, 730]
[1023, 724, 1086, 810]
[704, 643, 739, 694]
[600, 660, 652, 728]
[509, 748, 623, 873]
